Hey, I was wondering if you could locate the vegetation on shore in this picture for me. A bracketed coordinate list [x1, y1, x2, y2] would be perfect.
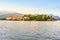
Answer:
[0, 14, 55, 21]
[0, 18, 6, 20]
[24, 14, 55, 21]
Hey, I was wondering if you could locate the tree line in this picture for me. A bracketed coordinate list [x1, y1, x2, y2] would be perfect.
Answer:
[0, 14, 55, 21]
[24, 14, 55, 21]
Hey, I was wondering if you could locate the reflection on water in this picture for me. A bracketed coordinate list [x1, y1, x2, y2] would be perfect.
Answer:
[0, 21, 60, 40]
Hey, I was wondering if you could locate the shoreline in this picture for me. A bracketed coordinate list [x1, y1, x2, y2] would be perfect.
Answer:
[0, 20, 58, 22]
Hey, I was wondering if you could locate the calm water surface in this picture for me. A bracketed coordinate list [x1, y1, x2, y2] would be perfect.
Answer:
[0, 21, 60, 40]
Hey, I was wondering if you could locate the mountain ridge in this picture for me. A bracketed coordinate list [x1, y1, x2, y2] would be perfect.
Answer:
[0, 13, 24, 18]
[0, 12, 60, 20]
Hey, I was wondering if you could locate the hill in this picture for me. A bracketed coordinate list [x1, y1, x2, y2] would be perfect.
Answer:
[0, 13, 23, 18]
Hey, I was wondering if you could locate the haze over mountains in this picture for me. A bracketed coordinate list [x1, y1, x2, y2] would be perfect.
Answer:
[0, 12, 23, 18]
[0, 12, 60, 20]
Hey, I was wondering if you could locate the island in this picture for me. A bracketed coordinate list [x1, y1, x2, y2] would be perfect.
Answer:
[0, 14, 56, 21]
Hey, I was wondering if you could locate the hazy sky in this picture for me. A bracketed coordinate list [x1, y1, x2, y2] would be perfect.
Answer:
[0, 0, 60, 16]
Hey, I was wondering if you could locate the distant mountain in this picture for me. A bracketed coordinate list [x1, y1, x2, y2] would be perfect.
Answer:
[53, 16, 60, 20]
[0, 13, 24, 18]
[0, 12, 60, 20]
[38, 14, 60, 20]
[48, 14, 60, 20]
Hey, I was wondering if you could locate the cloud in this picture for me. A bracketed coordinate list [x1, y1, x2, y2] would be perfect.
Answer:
[0, 4, 45, 14]
[0, 3, 60, 16]
[45, 9, 60, 16]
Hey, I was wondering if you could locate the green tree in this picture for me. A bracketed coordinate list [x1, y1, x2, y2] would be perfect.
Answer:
[35, 15, 43, 21]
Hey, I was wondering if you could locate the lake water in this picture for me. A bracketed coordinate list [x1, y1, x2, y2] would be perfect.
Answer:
[0, 21, 60, 40]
